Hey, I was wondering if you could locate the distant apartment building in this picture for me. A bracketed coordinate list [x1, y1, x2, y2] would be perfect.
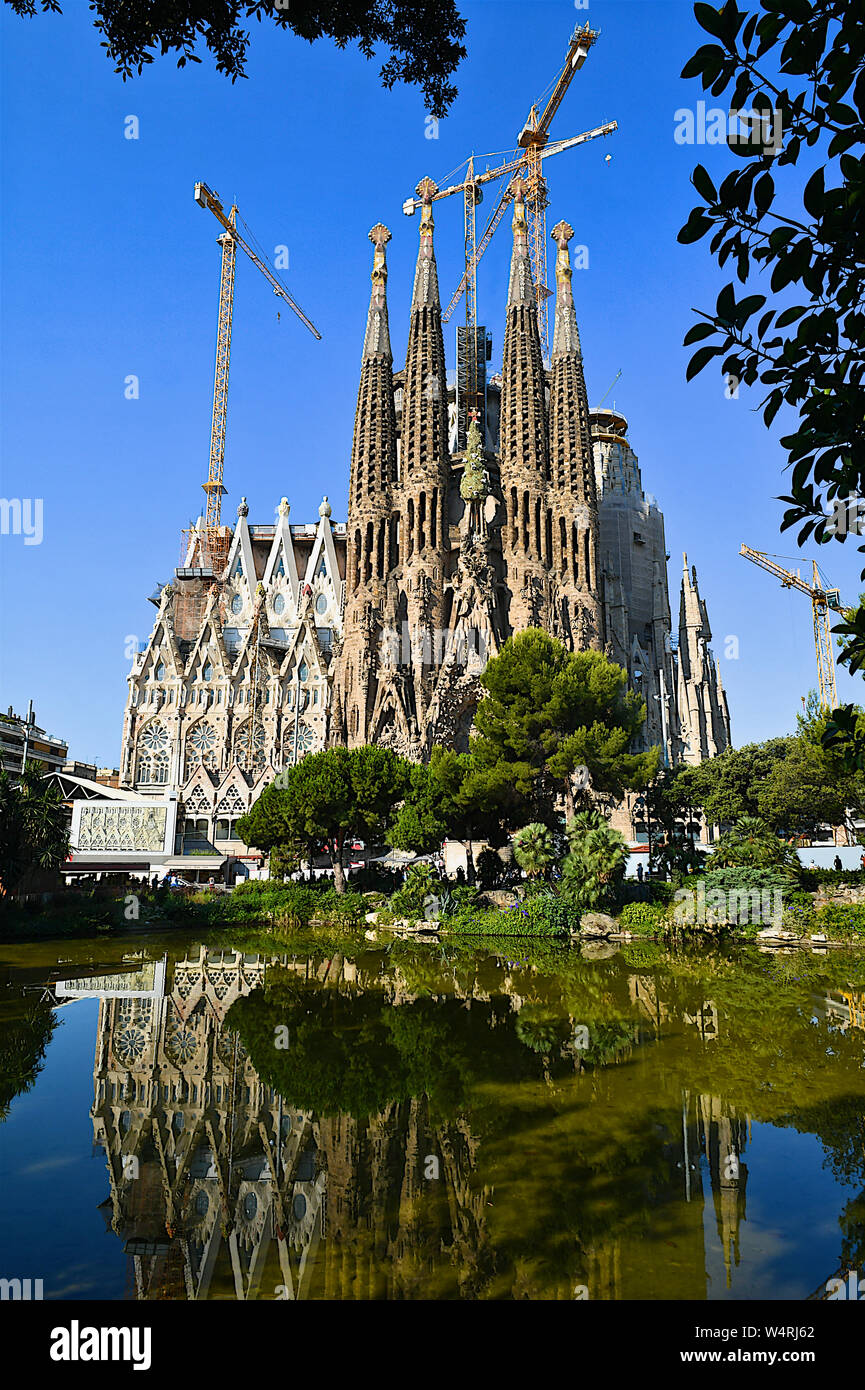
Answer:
[0, 702, 67, 777]
[61, 761, 121, 789]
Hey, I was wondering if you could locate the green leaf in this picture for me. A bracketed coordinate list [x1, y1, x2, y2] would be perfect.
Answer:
[753, 171, 774, 214]
[677, 211, 713, 244]
[681, 42, 728, 80]
[692, 162, 717, 202]
[684, 320, 717, 345]
[803, 167, 825, 218]
[775, 305, 808, 328]
[686, 344, 724, 381]
[694, 3, 730, 41]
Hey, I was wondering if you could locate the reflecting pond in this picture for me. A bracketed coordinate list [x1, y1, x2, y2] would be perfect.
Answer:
[1, 929, 863, 1300]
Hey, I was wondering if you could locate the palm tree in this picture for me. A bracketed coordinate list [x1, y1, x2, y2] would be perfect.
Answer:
[562, 813, 628, 909]
[0, 762, 70, 898]
[512, 823, 556, 880]
[713, 816, 799, 871]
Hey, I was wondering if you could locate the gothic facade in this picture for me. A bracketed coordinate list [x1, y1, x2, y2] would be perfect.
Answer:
[118, 497, 346, 841]
[117, 176, 730, 853]
[592, 407, 731, 766]
[333, 180, 602, 758]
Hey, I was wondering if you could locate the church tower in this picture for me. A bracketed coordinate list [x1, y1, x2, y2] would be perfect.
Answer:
[678, 555, 732, 762]
[396, 178, 451, 739]
[498, 180, 551, 632]
[547, 219, 602, 649]
[338, 223, 399, 746]
[338, 181, 453, 756]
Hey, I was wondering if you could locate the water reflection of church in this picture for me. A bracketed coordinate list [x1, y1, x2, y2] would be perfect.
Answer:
[82, 947, 751, 1300]
[88, 949, 324, 1300]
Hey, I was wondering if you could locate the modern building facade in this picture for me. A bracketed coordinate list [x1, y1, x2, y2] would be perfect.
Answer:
[0, 702, 68, 777]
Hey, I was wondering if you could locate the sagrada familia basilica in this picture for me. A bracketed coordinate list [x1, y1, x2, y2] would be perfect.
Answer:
[114, 177, 731, 850]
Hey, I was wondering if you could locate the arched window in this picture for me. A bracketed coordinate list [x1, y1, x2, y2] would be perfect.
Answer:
[184, 721, 218, 780]
[282, 722, 315, 765]
[136, 722, 170, 784]
[233, 721, 266, 772]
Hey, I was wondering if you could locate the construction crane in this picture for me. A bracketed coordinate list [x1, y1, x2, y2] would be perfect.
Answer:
[596, 368, 622, 409]
[739, 544, 845, 708]
[192, 181, 321, 572]
[404, 23, 616, 360]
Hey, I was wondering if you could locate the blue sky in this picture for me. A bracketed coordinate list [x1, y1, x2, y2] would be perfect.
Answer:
[1, 0, 862, 764]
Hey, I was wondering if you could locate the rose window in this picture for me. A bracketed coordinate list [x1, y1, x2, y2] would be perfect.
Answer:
[141, 724, 168, 752]
[115, 1025, 147, 1066]
[166, 1026, 199, 1066]
[216, 1031, 247, 1066]
[296, 724, 314, 753]
[234, 723, 266, 771]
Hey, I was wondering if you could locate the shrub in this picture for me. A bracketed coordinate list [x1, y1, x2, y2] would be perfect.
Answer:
[439, 884, 480, 917]
[813, 902, 865, 938]
[711, 817, 801, 877]
[223, 882, 318, 926]
[521, 893, 575, 935]
[800, 867, 865, 890]
[475, 848, 504, 889]
[390, 863, 442, 919]
[309, 887, 366, 926]
[443, 900, 563, 937]
[221, 881, 366, 928]
[617, 902, 666, 935]
[701, 865, 792, 894]
[562, 812, 628, 910]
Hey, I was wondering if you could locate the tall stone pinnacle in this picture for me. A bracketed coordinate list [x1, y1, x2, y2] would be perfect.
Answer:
[550, 220, 582, 359]
[349, 224, 397, 513]
[402, 176, 449, 532]
[506, 178, 535, 307]
[362, 223, 393, 361]
[410, 176, 441, 310]
[549, 218, 595, 506]
[500, 178, 548, 483]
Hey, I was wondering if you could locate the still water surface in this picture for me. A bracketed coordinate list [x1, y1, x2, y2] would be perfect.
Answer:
[1, 929, 863, 1300]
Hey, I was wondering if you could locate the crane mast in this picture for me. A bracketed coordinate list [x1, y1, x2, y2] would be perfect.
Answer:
[203, 210, 236, 570]
[403, 23, 614, 364]
[190, 181, 321, 574]
[739, 544, 844, 709]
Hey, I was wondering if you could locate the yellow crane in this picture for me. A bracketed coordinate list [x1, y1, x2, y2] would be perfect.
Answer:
[739, 544, 844, 708]
[403, 22, 616, 360]
[192, 181, 321, 571]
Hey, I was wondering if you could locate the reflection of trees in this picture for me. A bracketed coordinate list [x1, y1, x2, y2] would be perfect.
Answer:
[227, 942, 865, 1298]
[228, 975, 540, 1120]
[0, 994, 58, 1120]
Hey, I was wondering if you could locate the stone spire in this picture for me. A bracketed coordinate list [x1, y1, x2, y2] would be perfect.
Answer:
[498, 180, 551, 634]
[339, 224, 400, 749]
[400, 176, 449, 545]
[500, 180, 549, 483]
[678, 554, 731, 762]
[348, 224, 397, 516]
[551, 219, 582, 358]
[410, 176, 441, 310]
[549, 219, 597, 508]
[362, 222, 393, 361]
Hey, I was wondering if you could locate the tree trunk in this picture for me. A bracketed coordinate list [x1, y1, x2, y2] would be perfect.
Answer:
[564, 780, 576, 822]
[331, 840, 346, 895]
